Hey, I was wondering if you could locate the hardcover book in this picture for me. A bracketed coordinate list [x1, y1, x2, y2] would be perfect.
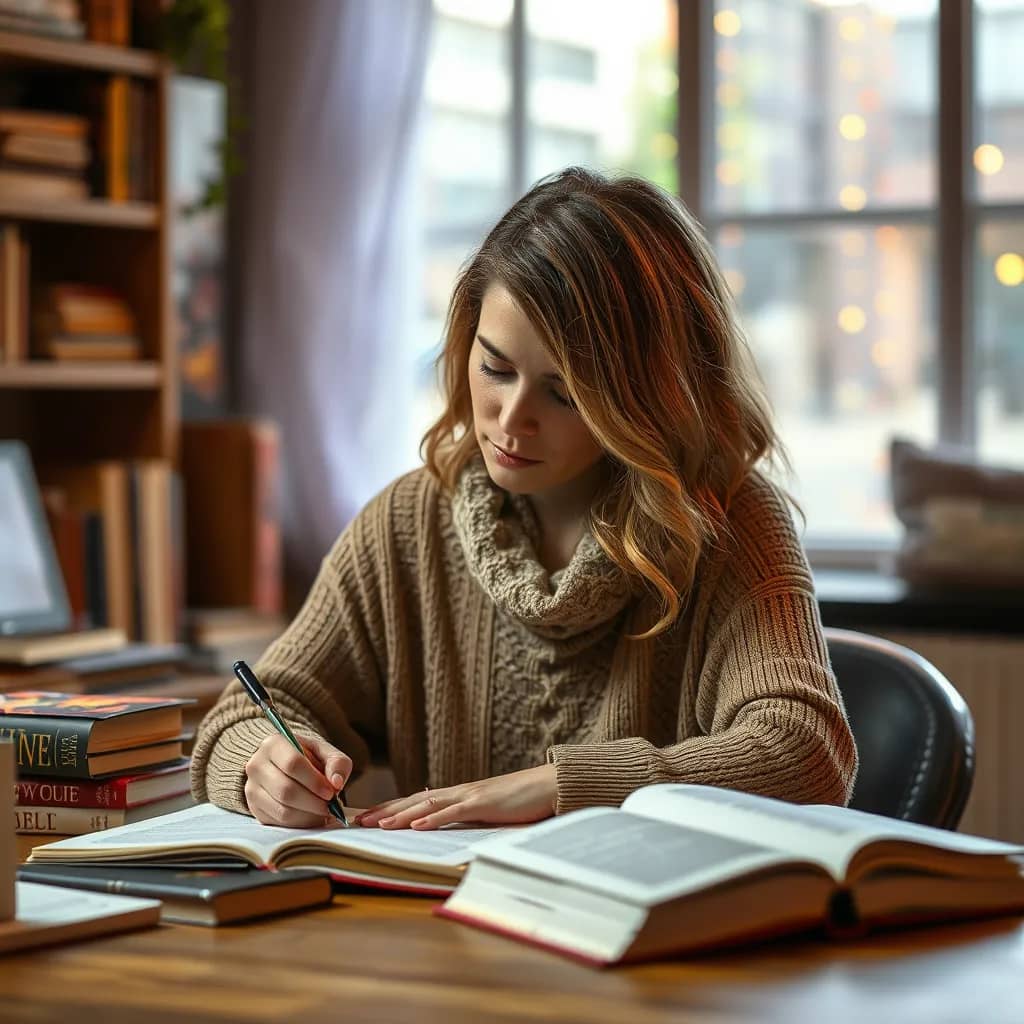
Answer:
[27, 802, 507, 896]
[437, 784, 1024, 965]
[17, 865, 334, 926]
[0, 691, 191, 778]
[15, 758, 191, 809]
[15, 791, 195, 835]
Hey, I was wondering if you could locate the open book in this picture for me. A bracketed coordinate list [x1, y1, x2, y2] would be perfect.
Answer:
[437, 783, 1024, 965]
[27, 803, 507, 895]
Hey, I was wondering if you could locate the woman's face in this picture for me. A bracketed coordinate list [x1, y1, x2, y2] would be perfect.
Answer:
[468, 283, 605, 498]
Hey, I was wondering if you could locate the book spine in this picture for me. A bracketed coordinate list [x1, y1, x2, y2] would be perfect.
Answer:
[0, 718, 94, 777]
[15, 804, 127, 834]
[14, 777, 128, 809]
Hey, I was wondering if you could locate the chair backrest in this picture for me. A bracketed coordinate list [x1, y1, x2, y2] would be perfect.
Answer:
[824, 627, 975, 830]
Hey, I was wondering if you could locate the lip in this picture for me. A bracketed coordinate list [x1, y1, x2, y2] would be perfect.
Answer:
[489, 441, 541, 468]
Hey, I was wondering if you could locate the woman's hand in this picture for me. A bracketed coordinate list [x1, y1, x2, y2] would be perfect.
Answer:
[355, 764, 558, 830]
[244, 733, 352, 828]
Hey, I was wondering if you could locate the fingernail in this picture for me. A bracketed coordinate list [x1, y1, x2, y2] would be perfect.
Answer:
[352, 814, 365, 826]
[331, 772, 345, 790]
[379, 815, 394, 827]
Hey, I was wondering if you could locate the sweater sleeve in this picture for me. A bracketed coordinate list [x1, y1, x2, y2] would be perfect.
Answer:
[189, 492, 392, 814]
[546, 479, 859, 814]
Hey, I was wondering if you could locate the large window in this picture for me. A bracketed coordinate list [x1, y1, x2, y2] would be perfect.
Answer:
[413, 0, 1023, 555]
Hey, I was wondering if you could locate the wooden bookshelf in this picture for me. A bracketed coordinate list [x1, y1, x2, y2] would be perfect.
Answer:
[0, 45, 176, 460]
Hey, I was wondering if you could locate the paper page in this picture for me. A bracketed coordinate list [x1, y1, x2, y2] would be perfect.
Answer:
[621, 784, 1024, 879]
[30, 804, 288, 864]
[466, 807, 796, 906]
[15, 881, 160, 923]
[279, 823, 508, 868]
[33, 802, 507, 871]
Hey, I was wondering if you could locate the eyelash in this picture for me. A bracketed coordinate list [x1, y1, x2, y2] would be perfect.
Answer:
[479, 361, 573, 408]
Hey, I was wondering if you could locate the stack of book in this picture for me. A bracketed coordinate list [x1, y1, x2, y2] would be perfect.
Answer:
[0, 108, 91, 202]
[32, 283, 141, 361]
[185, 608, 286, 674]
[0, 221, 29, 362]
[40, 457, 184, 644]
[3, 690, 194, 850]
[0, 0, 84, 40]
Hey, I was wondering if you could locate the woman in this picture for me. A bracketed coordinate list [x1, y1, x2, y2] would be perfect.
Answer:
[190, 167, 857, 830]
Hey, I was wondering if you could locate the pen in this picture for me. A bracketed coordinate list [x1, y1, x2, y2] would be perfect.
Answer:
[232, 659, 349, 827]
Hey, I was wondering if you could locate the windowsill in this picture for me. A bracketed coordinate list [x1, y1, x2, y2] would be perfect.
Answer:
[814, 567, 1024, 635]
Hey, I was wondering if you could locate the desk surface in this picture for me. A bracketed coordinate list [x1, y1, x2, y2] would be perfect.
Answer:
[0, 893, 1022, 1024]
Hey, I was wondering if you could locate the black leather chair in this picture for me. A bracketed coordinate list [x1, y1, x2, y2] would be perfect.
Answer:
[824, 627, 975, 830]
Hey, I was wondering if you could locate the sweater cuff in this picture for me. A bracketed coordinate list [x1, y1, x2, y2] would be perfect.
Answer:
[190, 718, 321, 815]
[546, 738, 654, 815]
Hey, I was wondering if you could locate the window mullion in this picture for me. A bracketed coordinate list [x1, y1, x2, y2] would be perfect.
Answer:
[937, 0, 975, 446]
[511, 0, 527, 200]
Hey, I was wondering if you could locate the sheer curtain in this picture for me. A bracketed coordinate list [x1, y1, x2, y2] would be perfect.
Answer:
[231, 0, 432, 590]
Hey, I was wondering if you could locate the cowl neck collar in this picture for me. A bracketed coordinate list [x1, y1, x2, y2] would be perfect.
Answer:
[450, 455, 633, 640]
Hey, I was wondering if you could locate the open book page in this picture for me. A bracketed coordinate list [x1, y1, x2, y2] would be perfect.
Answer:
[622, 785, 1024, 881]
[464, 806, 804, 907]
[29, 803, 507, 872]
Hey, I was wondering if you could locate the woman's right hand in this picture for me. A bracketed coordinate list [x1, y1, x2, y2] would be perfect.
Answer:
[244, 733, 352, 828]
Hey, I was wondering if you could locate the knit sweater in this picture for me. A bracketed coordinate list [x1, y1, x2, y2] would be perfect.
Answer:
[190, 456, 858, 815]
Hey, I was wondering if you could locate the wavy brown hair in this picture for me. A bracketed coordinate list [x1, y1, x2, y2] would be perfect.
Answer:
[421, 167, 785, 639]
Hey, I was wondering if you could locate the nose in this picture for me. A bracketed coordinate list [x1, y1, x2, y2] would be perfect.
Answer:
[497, 382, 540, 438]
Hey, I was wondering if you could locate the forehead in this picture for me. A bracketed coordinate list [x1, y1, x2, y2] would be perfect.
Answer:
[477, 284, 553, 362]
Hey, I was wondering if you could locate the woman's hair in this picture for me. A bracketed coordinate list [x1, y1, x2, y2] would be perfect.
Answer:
[421, 166, 785, 639]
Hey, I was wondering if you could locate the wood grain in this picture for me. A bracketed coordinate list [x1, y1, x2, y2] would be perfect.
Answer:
[0, 893, 1021, 1023]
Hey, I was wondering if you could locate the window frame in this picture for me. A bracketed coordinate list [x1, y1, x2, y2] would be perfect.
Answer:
[679, 0, 1023, 565]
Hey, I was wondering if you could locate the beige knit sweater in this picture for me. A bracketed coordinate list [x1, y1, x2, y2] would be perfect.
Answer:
[191, 456, 858, 816]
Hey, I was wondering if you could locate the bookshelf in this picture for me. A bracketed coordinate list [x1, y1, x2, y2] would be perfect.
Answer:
[0, 29, 177, 463]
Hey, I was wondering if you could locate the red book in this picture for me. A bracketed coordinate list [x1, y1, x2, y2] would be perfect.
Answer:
[15, 759, 191, 809]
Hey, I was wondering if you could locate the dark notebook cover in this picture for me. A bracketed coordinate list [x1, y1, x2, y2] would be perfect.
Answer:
[17, 864, 334, 926]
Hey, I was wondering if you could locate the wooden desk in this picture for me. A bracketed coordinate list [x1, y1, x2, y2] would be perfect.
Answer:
[0, 893, 1021, 1023]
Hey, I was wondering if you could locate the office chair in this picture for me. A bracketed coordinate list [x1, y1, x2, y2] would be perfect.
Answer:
[824, 627, 975, 830]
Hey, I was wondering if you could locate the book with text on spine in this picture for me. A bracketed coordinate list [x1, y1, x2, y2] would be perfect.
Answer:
[15, 758, 191, 809]
[437, 783, 1024, 966]
[15, 791, 195, 835]
[0, 690, 192, 778]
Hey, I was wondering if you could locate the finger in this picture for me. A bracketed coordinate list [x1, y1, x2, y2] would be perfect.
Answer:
[301, 736, 353, 792]
[409, 801, 469, 830]
[377, 794, 446, 830]
[263, 735, 336, 801]
[245, 778, 330, 829]
[358, 789, 436, 827]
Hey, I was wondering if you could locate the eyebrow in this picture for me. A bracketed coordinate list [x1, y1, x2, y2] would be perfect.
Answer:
[476, 335, 563, 382]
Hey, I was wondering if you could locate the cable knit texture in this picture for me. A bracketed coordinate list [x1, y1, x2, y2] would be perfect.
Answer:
[191, 454, 858, 815]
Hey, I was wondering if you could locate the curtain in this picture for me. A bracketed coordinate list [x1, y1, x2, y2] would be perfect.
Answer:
[231, 0, 432, 590]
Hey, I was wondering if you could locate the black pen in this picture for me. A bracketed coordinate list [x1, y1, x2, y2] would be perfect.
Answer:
[232, 660, 349, 827]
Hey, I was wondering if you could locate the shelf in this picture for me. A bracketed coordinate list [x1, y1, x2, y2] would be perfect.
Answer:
[0, 30, 163, 76]
[0, 196, 159, 228]
[0, 362, 163, 389]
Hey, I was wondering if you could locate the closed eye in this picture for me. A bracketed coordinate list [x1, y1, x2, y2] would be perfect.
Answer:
[479, 361, 573, 409]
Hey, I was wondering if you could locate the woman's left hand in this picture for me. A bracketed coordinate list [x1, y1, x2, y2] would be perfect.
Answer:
[355, 764, 558, 830]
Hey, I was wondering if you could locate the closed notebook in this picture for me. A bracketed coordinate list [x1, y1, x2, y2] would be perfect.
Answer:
[17, 865, 334, 926]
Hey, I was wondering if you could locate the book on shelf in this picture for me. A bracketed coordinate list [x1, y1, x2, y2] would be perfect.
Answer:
[15, 790, 194, 835]
[26, 801, 509, 896]
[41, 489, 89, 629]
[437, 783, 1024, 966]
[0, 627, 126, 666]
[0, 689, 192, 778]
[39, 461, 135, 637]
[34, 334, 141, 361]
[0, 131, 91, 171]
[182, 419, 283, 616]
[0, 881, 159, 955]
[0, 109, 89, 140]
[0, 7, 84, 40]
[15, 757, 191, 809]
[17, 864, 335, 926]
[0, 220, 29, 363]
[33, 282, 138, 338]
[84, 0, 130, 45]
[0, 167, 89, 201]
[185, 608, 286, 674]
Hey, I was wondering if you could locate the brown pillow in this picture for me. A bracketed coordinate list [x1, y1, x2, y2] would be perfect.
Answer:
[890, 437, 1024, 589]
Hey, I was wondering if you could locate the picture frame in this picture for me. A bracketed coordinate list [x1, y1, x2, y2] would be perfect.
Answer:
[0, 440, 71, 636]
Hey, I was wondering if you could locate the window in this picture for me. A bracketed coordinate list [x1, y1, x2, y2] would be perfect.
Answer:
[413, 0, 1023, 555]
